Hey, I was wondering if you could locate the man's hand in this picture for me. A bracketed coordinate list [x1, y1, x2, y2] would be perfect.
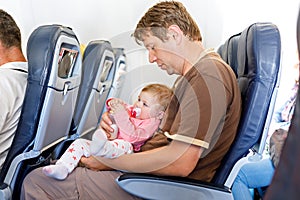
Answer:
[80, 156, 112, 171]
[99, 111, 114, 137]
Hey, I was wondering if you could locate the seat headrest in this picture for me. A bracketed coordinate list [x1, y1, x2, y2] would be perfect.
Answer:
[27, 25, 79, 86]
[237, 22, 281, 96]
[217, 33, 240, 76]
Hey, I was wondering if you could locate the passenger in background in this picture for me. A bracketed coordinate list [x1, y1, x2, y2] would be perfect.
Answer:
[269, 63, 299, 134]
[21, 1, 241, 199]
[0, 9, 27, 169]
[232, 61, 299, 200]
[42, 83, 173, 180]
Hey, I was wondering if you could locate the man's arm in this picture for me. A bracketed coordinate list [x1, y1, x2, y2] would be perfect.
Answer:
[89, 111, 203, 176]
[82, 140, 203, 177]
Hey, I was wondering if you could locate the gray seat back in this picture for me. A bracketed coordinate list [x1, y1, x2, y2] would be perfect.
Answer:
[0, 24, 82, 200]
[72, 40, 115, 138]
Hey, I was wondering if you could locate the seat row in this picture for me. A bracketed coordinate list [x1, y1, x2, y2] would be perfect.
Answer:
[0, 24, 126, 200]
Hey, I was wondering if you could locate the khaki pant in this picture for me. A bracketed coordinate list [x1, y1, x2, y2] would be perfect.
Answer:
[21, 167, 141, 200]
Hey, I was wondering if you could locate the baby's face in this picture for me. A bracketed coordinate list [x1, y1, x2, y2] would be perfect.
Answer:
[133, 91, 163, 120]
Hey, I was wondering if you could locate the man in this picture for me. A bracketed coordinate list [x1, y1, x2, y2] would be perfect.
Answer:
[21, 1, 241, 199]
[0, 9, 27, 169]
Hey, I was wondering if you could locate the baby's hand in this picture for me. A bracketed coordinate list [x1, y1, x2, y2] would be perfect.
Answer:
[109, 98, 124, 105]
[109, 99, 126, 113]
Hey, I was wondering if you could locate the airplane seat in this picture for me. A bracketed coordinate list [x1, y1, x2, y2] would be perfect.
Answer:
[115, 22, 281, 200]
[101, 48, 127, 114]
[109, 48, 127, 99]
[217, 33, 240, 76]
[0, 24, 82, 200]
[52, 40, 116, 159]
[213, 22, 282, 184]
[67, 40, 115, 140]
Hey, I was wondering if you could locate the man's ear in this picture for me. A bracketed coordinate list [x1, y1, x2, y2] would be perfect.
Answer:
[168, 25, 183, 44]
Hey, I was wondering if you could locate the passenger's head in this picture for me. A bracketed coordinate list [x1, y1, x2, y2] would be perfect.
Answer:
[134, 83, 173, 120]
[133, 1, 201, 45]
[133, 1, 202, 76]
[0, 9, 25, 65]
[0, 9, 22, 50]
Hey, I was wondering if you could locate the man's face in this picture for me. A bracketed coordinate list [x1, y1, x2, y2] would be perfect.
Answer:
[142, 33, 184, 75]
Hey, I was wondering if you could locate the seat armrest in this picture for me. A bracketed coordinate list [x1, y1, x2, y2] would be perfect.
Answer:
[0, 182, 11, 200]
[116, 173, 233, 200]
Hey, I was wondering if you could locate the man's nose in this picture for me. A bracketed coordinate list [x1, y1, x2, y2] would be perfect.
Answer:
[148, 51, 157, 63]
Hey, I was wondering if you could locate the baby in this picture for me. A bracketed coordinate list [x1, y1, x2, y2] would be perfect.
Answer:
[43, 83, 173, 180]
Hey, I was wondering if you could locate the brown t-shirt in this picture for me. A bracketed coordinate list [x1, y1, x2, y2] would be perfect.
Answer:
[141, 50, 241, 182]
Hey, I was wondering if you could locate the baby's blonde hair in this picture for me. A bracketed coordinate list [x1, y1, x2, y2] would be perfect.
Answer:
[141, 83, 173, 110]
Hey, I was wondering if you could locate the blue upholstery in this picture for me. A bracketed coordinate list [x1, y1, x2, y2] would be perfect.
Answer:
[0, 24, 82, 199]
[217, 33, 240, 76]
[213, 22, 281, 184]
[116, 22, 281, 199]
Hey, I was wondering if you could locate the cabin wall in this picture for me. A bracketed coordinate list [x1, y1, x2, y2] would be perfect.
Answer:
[1, 0, 299, 105]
